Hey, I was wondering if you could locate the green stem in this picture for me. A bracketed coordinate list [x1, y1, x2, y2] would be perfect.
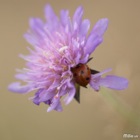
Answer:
[101, 88, 140, 126]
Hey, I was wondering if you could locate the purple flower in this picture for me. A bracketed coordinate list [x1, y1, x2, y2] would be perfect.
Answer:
[8, 5, 128, 112]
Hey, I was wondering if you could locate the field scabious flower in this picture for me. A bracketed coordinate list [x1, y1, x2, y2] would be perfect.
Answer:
[8, 5, 128, 112]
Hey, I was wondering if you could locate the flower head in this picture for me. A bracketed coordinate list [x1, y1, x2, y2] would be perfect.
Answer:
[8, 5, 128, 112]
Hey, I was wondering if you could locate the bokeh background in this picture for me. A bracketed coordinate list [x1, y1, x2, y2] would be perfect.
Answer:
[0, 0, 140, 140]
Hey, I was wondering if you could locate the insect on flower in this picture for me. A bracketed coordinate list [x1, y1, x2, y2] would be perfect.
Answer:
[8, 4, 128, 112]
[71, 59, 99, 88]
[71, 63, 91, 87]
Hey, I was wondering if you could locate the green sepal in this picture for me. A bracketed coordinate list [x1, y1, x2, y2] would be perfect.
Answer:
[90, 69, 99, 74]
[87, 57, 93, 63]
[74, 83, 80, 103]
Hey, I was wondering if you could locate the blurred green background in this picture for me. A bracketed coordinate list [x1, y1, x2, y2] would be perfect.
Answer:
[0, 0, 139, 140]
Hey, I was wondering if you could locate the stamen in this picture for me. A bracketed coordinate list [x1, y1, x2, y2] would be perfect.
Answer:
[59, 46, 68, 53]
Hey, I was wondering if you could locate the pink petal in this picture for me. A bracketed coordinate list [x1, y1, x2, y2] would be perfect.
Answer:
[91, 18, 109, 37]
[15, 74, 28, 80]
[8, 82, 31, 94]
[90, 68, 128, 91]
[84, 18, 109, 55]
[29, 18, 44, 35]
[89, 79, 100, 91]
[73, 6, 83, 26]
[99, 75, 128, 90]
[45, 4, 57, 21]
[64, 82, 76, 105]
[89, 68, 112, 91]
[93, 68, 112, 78]
[47, 96, 61, 112]
[44, 4, 59, 30]
[60, 10, 69, 27]
[54, 102, 63, 112]
[39, 90, 55, 102]
[79, 19, 90, 37]
[84, 33, 103, 55]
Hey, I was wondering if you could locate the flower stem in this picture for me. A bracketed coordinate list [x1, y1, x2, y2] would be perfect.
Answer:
[101, 88, 140, 126]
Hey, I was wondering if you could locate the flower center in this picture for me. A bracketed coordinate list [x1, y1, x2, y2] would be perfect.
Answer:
[71, 63, 91, 87]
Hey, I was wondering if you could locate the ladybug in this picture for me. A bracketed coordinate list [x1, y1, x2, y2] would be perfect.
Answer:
[71, 63, 91, 87]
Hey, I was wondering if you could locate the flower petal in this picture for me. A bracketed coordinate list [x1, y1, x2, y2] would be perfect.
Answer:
[84, 18, 109, 55]
[29, 18, 45, 39]
[31, 90, 42, 105]
[93, 68, 112, 78]
[47, 95, 61, 112]
[89, 79, 100, 91]
[91, 18, 109, 37]
[84, 33, 103, 55]
[60, 10, 69, 26]
[79, 54, 89, 64]
[8, 82, 31, 94]
[64, 81, 76, 105]
[90, 68, 128, 91]
[15, 74, 28, 81]
[99, 75, 128, 90]
[44, 4, 59, 30]
[39, 89, 56, 102]
[54, 102, 63, 112]
[60, 10, 72, 34]
[79, 19, 90, 37]
[89, 68, 112, 91]
[73, 6, 83, 25]
[45, 4, 57, 21]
